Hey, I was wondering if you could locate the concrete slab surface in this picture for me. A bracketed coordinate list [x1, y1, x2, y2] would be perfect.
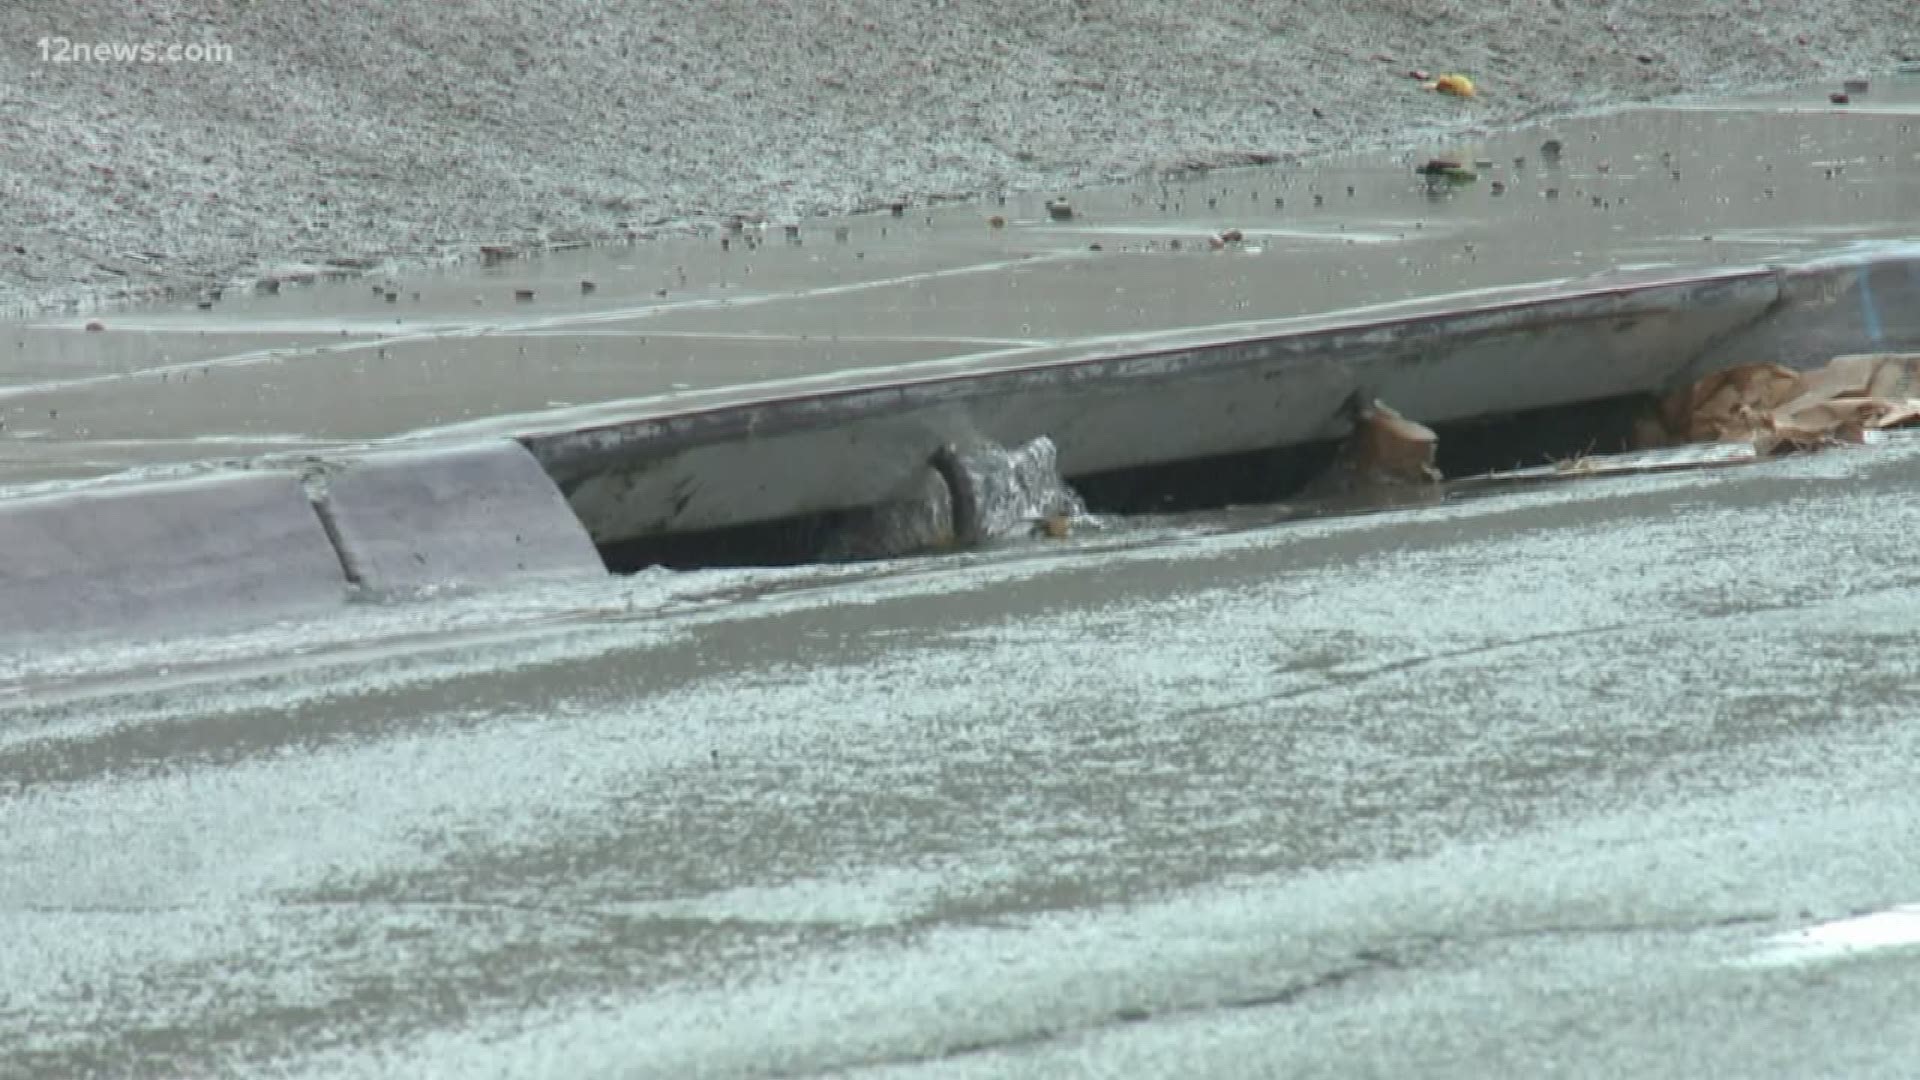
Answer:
[0, 470, 347, 644]
[314, 441, 607, 595]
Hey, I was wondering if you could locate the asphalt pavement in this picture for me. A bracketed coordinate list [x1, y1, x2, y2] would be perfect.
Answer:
[6, 431, 1920, 1078]
[5, 78, 1920, 1080]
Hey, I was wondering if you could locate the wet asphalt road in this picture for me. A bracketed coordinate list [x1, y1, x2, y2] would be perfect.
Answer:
[7, 438, 1920, 1078]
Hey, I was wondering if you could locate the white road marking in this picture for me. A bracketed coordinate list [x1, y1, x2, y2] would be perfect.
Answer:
[408, 277, 1602, 440]
[1742, 905, 1920, 968]
[1, 254, 1080, 401]
[488, 330, 1053, 347]
[1022, 224, 1410, 244]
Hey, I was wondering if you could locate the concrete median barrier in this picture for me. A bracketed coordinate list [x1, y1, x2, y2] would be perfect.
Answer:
[312, 440, 605, 594]
[0, 470, 348, 644]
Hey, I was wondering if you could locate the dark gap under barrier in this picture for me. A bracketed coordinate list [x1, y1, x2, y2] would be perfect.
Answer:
[1071, 440, 1343, 515]
[598, 509, 850, 572]
[594, 390, 1666, 573]
[1430, 392, 1658, 478]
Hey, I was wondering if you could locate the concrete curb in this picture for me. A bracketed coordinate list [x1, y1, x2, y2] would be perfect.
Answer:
[5, 245, 1915, 647]
[1682, 246, 1920, 383]
[311, 440, 606, 594]
[532, 268, 1780, 542]
[526, 247, 1920, 545]
[0, 470, 347, 644]
[0, 441, 606, 648]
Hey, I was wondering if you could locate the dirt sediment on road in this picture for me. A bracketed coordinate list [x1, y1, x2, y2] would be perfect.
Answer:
[2, 0, 1913, 316]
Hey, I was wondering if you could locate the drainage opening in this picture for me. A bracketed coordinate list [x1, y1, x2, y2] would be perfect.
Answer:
[597, 509, 851, 572]
[593, 391, 1661, 573]
[1430, 392, 1654, 477]
[1070, 391, 1657, 514]
[1072, 439, 1342, 515]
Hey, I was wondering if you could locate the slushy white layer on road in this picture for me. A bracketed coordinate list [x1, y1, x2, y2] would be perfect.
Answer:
[9, 434, 1920, 1078]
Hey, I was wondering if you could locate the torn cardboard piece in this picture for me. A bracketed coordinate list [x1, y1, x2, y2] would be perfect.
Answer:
[1638, 353, 1920, 455]
[1302, 397, 1443, 498]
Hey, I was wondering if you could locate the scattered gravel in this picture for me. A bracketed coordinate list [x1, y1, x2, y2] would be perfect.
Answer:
[2, 0, 1914, 317]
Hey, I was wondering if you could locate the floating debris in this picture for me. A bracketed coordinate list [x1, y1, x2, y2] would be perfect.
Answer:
[513, 288, 535, 302]
[1636, 353, 1920, 455]
[1416, 158, 1477, 183]
[580, 280, 597, 294]
[84, 319, 104, 332]
[1301, 396, 1443, 497]
[1033, 512, 1073, 540]
[988, 214, 1007, 229]
[1047, 198, 1074, 221]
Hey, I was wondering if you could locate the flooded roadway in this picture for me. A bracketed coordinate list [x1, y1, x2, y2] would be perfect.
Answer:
[3, 81, 1917, 488]
[8, 432, 1920, 1078]
[4, 78, 1920, 1078]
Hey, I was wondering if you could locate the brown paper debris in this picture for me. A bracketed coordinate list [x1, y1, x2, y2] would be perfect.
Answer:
[1639, 353, 1920, 455]
[1304, 398, 1443, 498]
